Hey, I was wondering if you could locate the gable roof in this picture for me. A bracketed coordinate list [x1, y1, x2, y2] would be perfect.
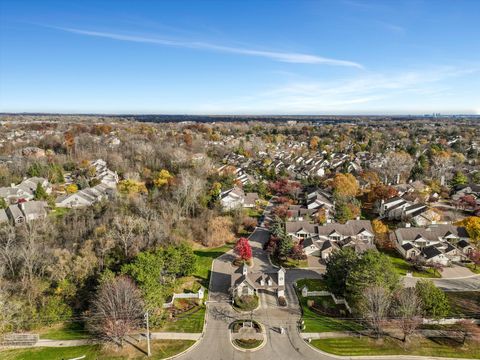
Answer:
[422, 245, 442, 260]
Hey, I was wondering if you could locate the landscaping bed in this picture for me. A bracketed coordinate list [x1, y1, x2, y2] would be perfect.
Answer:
[233, 338, 263, 349]
[230, 320, 262, 333]
[233, 295, 259, 312]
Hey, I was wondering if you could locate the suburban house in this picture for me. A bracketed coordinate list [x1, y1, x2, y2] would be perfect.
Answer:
[56, 183, 113, 208]
[91, 159, 119, 188]
[301, 220, 375, 260]
[0, 177, 51, 204]
[305, 189, 334, 212]
[452, 184, 480, 201]
[5, 201, 47, 225]
[376, 197, 440, 225]
[220, 187, 259, 210]
[394, 224, 472, 265]
[231, 264, 286, 299]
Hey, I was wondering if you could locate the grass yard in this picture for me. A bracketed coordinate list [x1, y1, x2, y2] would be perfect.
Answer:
[193, 244, 233, 287]
[380, 249, 441, 278]
[298, 296, 362, 333]
[1, 340, 195, 360]
[296, 278, 327, 291]
[270, 255, 308, 268]
[467, 263, 480, 274]
[39, 322, 90, 340]
[446, 291, 480, 317]
[311, 336, 480, 358]
[157, 305, 206, 333]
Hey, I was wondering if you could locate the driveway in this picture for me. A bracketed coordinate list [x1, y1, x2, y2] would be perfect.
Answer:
[441, 265, 475, 279]
[307, 255, 327, 270]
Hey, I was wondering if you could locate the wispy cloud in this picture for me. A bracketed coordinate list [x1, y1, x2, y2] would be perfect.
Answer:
[197, 66, 479, 114]
[55, 27, 363, 69]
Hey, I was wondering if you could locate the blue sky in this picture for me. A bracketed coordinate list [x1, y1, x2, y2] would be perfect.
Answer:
[1, 0, 479, 114]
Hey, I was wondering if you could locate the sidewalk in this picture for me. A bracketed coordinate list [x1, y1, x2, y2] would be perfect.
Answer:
[32, 332, 201, 347]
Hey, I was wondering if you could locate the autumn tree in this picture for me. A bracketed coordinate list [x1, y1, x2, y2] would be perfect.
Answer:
[205, 216, 235, 247]
[309, 136, 320, 150]
[455, 217, 480, 246]
[118, 179, 148, 196]
[65, 183, 78, 194]
[330, 173, 359, 198]
[235, 237, 252, 262]
[88, 276, 144, 347]
[371, 219, 391, 249]
[153, 169, 173, 188]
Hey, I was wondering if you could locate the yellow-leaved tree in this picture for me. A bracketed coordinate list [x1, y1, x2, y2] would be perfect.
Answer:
[153, 169, 173, 188]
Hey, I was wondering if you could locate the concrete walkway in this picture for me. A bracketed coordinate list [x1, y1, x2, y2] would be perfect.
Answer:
[150, 332, 201, 340]
[33, 332, 201, 347]
[34, 339, 94, 347]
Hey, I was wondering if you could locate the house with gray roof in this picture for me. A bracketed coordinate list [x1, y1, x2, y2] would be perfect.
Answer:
[231, 264, 285, 299]
[301, 220, 375, 261]
[394, 224, 471, 264]
[5, 201, 47, 225]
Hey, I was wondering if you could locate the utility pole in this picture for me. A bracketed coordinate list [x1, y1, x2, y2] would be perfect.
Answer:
[145, 311, 151, 357]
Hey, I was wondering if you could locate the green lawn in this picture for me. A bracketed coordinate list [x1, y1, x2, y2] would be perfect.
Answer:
[1, 340, 195, 360]
[311, 336, 480, 358]
[380, 249, 441, 278]
[193, 244, 232, 287]
[298, 296, 362, 333]
[271, 255, 308, 268]
[39, 322, 90, 340]
[467, 264, 480, 274]
[296, 278, 328, 292]
[156, 306, 206, 333]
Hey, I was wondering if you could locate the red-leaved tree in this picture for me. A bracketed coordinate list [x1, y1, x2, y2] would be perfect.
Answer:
[235, 237, 252, 261]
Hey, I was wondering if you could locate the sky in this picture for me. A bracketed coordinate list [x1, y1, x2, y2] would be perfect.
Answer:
[1, 0, 479, 115]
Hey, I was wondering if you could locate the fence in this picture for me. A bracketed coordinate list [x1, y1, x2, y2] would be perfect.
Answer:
[163, 287, 205, 308]
[1, 333, 39, 347]
[301, 286, 352, 314]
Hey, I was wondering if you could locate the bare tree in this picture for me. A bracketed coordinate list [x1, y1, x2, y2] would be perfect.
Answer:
[393, 287, 423, 343]
[383, 151, 414, 184]
[173, 170, 205, 217]
[0, 225, 18, 278]
[361, 286, 391, 338]
[88, 276, 144, 347]
[111, 216, 143, 258]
